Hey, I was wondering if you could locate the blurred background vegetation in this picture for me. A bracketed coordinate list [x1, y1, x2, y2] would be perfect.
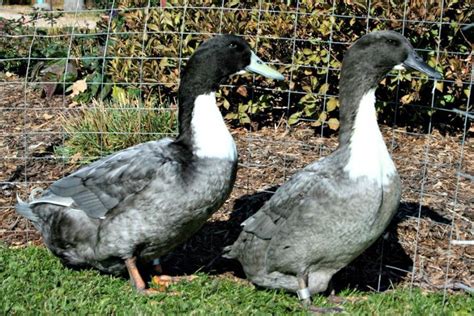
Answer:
[0, 0, 472, 156]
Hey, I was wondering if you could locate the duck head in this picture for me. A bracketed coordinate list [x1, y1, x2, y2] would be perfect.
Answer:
[338, 31, 442, 146]
[180, 35, 283, 96]
[342, 30, 442, 88]
[197, 35, 284, 80]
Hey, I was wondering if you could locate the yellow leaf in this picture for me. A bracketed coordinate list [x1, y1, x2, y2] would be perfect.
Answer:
[327, 118, 340, 130]
[326, 97, 339, 112]
[318, 111, 327, 122]
[319, 83, 329, 94]
[400, 94, 414, 105]
[159, 58, 169, 67]
[222, 98, 230, 110]
[288, 112, 302, 125]
[435, 81, 443, 92]
[43, 113, 53, 120]
[112, 86, 127, 104]
[311, 120, 322, 127]
[70, 79, 87, 97]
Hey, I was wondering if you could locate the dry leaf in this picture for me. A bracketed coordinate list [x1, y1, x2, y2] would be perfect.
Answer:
[236, 86, 248, 97]
[43, 83, 57, 99]
[319, 83, 329, 94]
[70, 79, 87, 97]
[318, 111, 327, 122]
[326, 97, 339, 112]
[43, 113, 53, 120]
[400, 93, 415, 105]
[327, 118, 340, 130]
[69, 152, 83, 164]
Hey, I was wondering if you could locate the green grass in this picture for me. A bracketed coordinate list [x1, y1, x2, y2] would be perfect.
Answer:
[59, 88, 177, 161]
[1, 246, 471, 315]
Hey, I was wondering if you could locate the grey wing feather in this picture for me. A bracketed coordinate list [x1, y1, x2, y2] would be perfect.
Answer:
[49, 138, 174, 218]
[243, 169, 316, 240]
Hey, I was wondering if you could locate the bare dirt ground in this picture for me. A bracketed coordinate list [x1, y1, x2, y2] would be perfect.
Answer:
[0, 74, 472, 293]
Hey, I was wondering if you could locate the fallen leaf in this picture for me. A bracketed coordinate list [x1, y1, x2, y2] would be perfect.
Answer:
[43, 83, 57, 99]
[70, 79, 87, 97]
[28, 142, 47, 151]
[43, 113, 53, 120]
[69, 152, 83, 164]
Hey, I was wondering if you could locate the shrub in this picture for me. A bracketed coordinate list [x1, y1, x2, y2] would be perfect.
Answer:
[94, 0, 471, 134]
[1, 0, 471, 136]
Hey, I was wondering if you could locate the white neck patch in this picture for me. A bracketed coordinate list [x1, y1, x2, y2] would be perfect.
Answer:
[343, 89, 396, 186]
[191, 93, 237, 160]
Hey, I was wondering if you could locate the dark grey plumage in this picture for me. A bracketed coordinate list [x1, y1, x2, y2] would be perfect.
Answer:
[16, 35, 283, 278]
[224, 31, 442, 295]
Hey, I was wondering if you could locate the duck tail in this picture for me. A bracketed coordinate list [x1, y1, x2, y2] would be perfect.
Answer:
[222, 244, 237, 259]
[15, 195, 38, 223]
[15, 188, 44, 224]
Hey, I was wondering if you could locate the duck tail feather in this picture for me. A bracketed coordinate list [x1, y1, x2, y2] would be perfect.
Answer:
[222, 244, 236, 259]
[222, 245, 233, 259]
[15, 193, 39, 223]
[15, 187, 45, 224]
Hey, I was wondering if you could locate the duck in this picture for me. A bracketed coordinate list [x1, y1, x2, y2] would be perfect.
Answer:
[16, 34, 284, 294]
[223, 31, 442, 304]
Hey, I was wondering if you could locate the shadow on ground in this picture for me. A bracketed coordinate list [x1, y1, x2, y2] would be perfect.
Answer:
[161, 188, 451, 293]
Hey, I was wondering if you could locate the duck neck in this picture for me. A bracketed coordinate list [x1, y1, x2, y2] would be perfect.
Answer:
[338, 68, 396, 185]
[338, 66, 382, 146]
[175, 71, 236, 161]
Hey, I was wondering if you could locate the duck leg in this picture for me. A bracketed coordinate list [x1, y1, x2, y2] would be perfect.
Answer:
[297, 275, 312, 306]
[125, 257, 158, 295]
[297, 275, 344, 314]
[151, 258, 163, 274]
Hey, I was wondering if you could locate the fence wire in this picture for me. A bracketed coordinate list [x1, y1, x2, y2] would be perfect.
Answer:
[0, 0, 472, 300]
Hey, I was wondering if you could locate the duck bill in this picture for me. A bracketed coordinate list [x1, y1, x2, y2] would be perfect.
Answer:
[402, 52, 442, 79]
[245, 51, 285, 80]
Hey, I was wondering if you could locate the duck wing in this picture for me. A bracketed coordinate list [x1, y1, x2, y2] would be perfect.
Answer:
[45, 138, 178, 219]
[241, 165, 325, 240]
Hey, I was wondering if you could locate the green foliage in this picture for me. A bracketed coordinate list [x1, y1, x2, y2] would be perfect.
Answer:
[59, 86, 176, 160]
[0, 17, 47, 74]
[95, 0, 471, 133]
[1, 246, 472, 315]
[0, 15, 107, 101]
[1, 0, 472, 133]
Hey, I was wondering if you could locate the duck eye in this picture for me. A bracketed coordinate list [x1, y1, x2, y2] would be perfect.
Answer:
[386, 39, 398, 46]
[228, 42, 238, 49]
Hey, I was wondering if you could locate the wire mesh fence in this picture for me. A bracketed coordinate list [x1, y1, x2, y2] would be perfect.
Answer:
[0, 0, 472, 299]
